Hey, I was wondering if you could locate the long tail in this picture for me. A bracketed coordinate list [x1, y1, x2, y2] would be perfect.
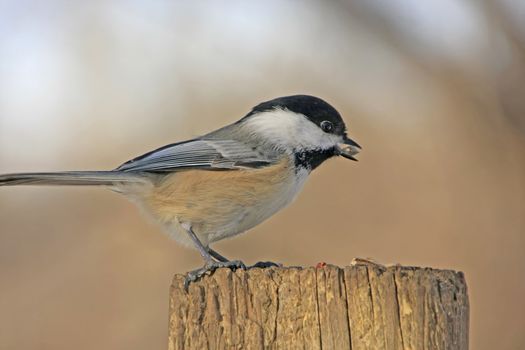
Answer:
[0, 171, 145, 186]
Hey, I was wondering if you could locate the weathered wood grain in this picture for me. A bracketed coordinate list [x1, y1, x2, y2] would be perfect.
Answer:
[168, 264, 468, 350]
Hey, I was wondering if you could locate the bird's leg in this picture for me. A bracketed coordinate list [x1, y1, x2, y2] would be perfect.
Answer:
[184, 227, 245, 290]
[207, 247, 230, 263]
[185, 225, 214, 263]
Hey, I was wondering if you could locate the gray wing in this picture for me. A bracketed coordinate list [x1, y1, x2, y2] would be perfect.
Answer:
[116, 139, 273, 172]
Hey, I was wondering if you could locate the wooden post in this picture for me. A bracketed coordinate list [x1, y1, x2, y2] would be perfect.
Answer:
[168, 263, 468, 349]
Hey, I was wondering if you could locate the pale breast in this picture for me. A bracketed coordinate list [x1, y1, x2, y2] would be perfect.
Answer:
[140, 158, 308, 246]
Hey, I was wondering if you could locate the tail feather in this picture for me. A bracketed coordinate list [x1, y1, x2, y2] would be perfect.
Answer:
[0, 171, 144, 186]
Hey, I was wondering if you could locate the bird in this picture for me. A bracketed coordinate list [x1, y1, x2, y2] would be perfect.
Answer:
[0, 95, 361, 286]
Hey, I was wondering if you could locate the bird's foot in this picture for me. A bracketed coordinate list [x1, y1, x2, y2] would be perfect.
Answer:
[184, 259, 246, 291]
[249, 261, 283, 269]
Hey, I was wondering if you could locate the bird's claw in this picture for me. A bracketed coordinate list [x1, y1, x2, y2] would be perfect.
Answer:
[184, 260, 246, 291]
[249, 261, 282, 269]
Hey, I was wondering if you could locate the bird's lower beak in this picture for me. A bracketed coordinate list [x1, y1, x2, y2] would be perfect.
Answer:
[337, 136, 361, 161]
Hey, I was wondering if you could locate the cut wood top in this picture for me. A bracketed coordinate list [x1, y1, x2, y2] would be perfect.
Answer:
[169, 263, 468, 350]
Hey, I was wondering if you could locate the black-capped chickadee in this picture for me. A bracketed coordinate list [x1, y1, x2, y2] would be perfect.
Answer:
[0, 95, 361, 284]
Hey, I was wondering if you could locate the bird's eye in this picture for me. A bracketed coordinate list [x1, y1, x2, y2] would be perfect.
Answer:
[320, 120, 334, 133]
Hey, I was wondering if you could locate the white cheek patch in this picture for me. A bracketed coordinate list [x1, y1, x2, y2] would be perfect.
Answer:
[242, 109, 340, 151]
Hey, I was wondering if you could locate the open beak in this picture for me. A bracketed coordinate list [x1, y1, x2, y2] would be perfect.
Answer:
[336, 136, 361, 161]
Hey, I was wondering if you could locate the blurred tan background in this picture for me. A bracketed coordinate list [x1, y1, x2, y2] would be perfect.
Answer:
[1, 1, 524, 349]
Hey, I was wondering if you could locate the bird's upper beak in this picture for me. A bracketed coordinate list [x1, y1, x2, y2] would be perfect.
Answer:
[336, 136, 361, 161]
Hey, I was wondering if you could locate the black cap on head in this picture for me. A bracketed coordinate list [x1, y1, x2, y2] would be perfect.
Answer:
[245, 95, 347, 135]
